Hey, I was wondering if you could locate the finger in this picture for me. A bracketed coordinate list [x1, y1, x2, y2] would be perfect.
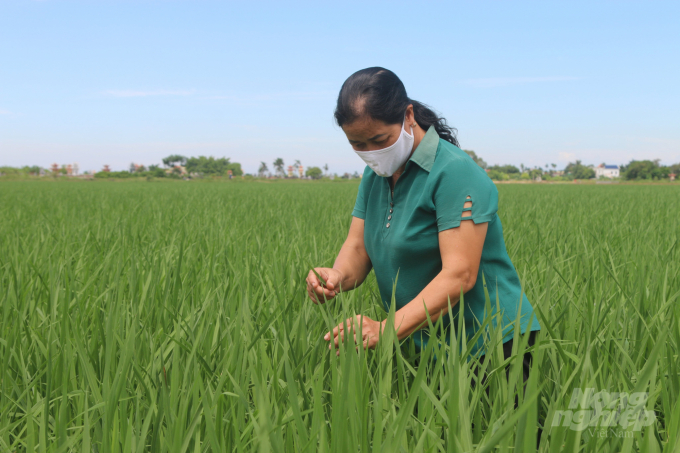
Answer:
[328, 323, 342, 340]
[333, 330, 344, 348]
[321, 269, 341, 291]
[353, 331, 371, 348]
[331, 325, 351, 348]
[308, 270, 320, 288]
[319, 270, 332, 289]
[311, 287, 325, 301]
[306, 284, 316, 299]
[311, 282, 335, 299]
[324, 320, 344, 341]
[314, 286, 332, 298]
[306, 279, 314, 296]
[326, 316, 355, 342]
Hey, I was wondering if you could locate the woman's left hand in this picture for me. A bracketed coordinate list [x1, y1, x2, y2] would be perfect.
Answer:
[324, 315, 385, 353]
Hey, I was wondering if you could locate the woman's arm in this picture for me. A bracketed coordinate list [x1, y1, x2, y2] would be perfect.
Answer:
[306, 217, 372, 303]
[326, 217, 487, 349]
[390, 219, 488, 340]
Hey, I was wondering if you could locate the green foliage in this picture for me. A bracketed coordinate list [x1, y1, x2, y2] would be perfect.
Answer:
[486, 169, 509, 181]
[0, 181, 678, 451]
[185, 156, 243, 176]
[0, 166, 24, 176]
[669, 163, 680, 175]
[623, 160, 670, 180]
[162, 154, 187, 168]
[464, 150, 488, 169]
[305, 166, 323, 179]
[273, 158, 285, 177]
[488, 164, 520, 174]
[94, 170, 134, 178]
[565, 160, 596, 179]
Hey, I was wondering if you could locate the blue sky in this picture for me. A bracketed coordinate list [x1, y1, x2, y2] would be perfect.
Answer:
[1, 1, 678, 174]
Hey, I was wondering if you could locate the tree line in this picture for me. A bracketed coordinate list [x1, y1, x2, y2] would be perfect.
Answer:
[463, 150, 680, 181]
[2, 154, 678, 182]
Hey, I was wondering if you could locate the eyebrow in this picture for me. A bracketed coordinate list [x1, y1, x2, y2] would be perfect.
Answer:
[350, 133, 387, 144]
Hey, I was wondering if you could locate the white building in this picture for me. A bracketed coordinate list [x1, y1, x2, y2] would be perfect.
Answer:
[595, 164, 620, 178]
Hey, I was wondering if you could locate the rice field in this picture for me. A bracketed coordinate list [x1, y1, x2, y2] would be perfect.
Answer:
[0, 180, 678, 452]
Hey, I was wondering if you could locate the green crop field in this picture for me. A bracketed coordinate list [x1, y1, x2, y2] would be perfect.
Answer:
[0, 180, 678, 452]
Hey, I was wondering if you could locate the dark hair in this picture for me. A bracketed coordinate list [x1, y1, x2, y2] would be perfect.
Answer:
[334, 67, 459, 146]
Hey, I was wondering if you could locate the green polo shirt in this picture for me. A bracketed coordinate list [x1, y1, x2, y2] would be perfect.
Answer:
[351, 125, 541, 358]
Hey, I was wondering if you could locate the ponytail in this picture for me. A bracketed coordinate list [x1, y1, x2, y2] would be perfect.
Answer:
[410, 100, 459, 147]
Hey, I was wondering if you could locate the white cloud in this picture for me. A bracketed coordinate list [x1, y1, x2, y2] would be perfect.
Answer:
[103, 89, 196, 98]
[463, 76, 581, 88]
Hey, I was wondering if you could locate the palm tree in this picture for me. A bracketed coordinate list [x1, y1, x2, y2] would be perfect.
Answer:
[258, 162, 269, 178]
[323, 164, 329, 176]
[273, 158, 284, 177]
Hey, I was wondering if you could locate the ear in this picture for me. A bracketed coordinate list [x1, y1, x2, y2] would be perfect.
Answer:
[404, 104, 416, 128]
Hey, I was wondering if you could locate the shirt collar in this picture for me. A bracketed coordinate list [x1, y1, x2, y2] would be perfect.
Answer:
[408, 125, 439, 173]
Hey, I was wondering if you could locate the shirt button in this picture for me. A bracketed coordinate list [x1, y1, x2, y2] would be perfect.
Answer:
[386, 223, 390, 228]
[389, 209, 393, 213]
[388, 215, 392, 220]
[390, 202, 394, 207]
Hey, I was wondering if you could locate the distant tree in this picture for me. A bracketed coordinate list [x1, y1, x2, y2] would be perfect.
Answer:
[273, 158, 285, 177]
[352, 171, 360, 179]
[488, 164, 520, 174]
[565, 160, 596, 179]
[623, 160, 668, 180]
[129, 163, 136, 173]
[162, 155, 186, 168]
[529, 168, 543, 180]
[464, 150, 487, 169]
[323, 164, 329, 175]
[306, 166, 323, 179]
[669, 162, 680, 175]
[185, 156, 242, 176]
[487, 170, 510, 181]
[258, 161, 269, 177]
[25, 165, 41, 175]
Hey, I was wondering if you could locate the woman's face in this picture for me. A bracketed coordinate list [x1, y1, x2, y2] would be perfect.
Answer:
[342, 104, 415, 152]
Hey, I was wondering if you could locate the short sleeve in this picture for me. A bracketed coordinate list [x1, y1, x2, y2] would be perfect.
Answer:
[433, 158, 498, 232]
[351, 165, 372, 219]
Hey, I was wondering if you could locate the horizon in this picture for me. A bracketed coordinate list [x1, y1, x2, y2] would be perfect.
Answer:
[1, 1, 679, 174]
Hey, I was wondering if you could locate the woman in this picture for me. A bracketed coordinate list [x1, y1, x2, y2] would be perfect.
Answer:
[306, 67, 541, 381]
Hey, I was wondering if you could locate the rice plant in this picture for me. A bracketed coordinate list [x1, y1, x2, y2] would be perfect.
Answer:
[0, 180, 677, 452]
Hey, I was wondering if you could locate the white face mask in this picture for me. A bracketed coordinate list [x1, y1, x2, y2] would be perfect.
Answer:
[353, 120, 414, 177]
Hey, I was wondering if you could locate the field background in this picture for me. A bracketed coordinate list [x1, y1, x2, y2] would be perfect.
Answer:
[0, 180, 678, 452]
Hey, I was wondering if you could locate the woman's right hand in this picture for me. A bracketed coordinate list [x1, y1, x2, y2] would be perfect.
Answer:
[306, 268, 344, 304]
